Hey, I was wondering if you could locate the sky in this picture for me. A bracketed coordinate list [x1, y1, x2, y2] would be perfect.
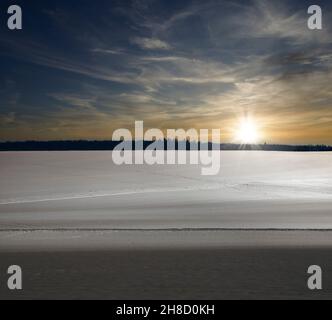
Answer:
[0, 0, 331, 144]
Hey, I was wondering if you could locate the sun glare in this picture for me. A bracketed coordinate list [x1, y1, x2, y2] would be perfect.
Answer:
[236, 118, 259, 144]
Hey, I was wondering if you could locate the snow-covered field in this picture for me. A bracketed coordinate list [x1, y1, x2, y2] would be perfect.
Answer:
[0, 151, 332, 230]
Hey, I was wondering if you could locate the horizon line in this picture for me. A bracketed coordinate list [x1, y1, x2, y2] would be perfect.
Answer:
[0, 140, 331, 147]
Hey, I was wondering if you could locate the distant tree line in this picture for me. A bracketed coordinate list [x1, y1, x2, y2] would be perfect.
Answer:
[0, 140, 332, 152]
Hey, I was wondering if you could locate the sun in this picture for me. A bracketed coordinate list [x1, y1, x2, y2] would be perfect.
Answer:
[236, 118, 259, 144]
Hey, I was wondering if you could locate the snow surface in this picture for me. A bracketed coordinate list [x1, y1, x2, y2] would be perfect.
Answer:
[0, 151, 332, 229]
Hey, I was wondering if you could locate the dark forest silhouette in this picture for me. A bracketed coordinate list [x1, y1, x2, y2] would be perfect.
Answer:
[0, 140, 331, 152]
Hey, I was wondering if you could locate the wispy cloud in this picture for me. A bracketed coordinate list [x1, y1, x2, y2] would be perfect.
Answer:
[131, 37, 171, 50]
